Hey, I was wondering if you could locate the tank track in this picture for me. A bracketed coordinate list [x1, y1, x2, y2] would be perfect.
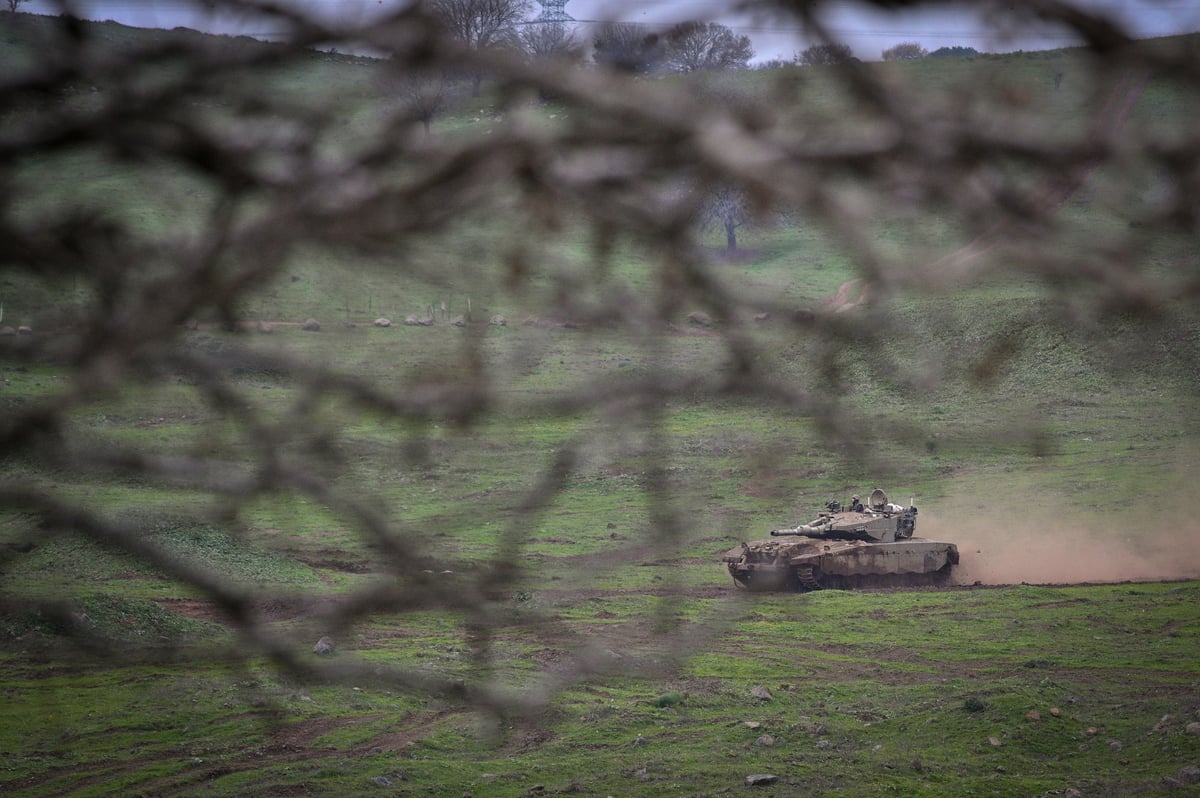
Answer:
[794, 565, 823, 591]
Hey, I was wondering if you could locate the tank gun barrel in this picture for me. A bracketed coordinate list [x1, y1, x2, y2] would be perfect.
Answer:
[770, 522, 826, 537]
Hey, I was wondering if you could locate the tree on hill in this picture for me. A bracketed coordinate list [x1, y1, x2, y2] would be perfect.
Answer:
[798, 42, 855, 65]
[429, 0, 531, 95]
[6, 0, 26, 12]
[755, 57, 795, 70]
[383, 65, 456, 137]
[518, 21, 583, 61]
[699, 187, 751, 251]
[882, 42, 927, 61]
[929, 45, 979, 58]
[661, 21, 754, 73]
[592, 21, 663, 73]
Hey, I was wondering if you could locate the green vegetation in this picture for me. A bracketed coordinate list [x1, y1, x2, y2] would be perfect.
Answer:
[1, 13, 1198, 798]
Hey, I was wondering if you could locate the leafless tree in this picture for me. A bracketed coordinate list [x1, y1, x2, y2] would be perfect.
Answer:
[661, 21, 754, 73]
[1, 0, 1199, 745]
[429, 0, 531, 95]
[518, 21, 582, 61]
[382, 62, 457, 136]
[5, 0, 25, 13]
[592, 21, 663, 73]
[699, 187, 751, 251]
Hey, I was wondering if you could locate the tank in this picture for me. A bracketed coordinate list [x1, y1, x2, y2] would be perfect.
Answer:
[721, 489, 959, 591]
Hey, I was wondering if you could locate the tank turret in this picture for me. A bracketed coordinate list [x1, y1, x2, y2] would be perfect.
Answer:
[722, 489, 958, 591]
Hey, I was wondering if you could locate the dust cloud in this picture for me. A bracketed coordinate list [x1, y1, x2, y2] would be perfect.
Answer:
[920, 498, 1200, 586]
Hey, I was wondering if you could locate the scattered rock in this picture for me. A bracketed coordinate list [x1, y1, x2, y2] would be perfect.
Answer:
[744, 774, 778, 787]
[1107, 738, 1124, 750]
[302, 318, 320, 331]
[634, 768, 649, 781]
[1187, 722, 1200, 736]
[17, 326, 32, 336]
[313, 636, 335, 655]
[1153, 715, 1173, 733]
[374, 318, 391, 328]
[750, 685, 772, 701]
[742, 721, 761, 730]
[753, 312, 770, 323]
[1050, 707, 1062, 717]
[1064, 789, 1082, 798]
[686, 310, 714, 327]
[1026, 710, 1041, 721]
[1086, 727, 1098, 735]
[988, 737, 1003, 747]
[452, 314, 466, 327]
[489, 314, 507, 326]
[1176, 765, 1200, 784]
[404, 315, 434, 326]
[816, 740, 831, 750]
[911, 757, 923, 773]
[632, 736, 648, 746]
[371, 776, 391, 787]
[755, 734, 775, 747]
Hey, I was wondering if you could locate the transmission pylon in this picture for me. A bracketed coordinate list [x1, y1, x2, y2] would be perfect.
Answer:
[532, 0, 574, 24]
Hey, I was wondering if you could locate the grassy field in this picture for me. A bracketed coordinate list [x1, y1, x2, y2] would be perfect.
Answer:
[2, 13, 1200, 798]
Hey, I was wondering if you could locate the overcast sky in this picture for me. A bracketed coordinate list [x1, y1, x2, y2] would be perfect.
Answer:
[13, 0, 1200, 62]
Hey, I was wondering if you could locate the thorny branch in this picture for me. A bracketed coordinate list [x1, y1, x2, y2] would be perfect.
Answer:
[0, 0, 1198, 722]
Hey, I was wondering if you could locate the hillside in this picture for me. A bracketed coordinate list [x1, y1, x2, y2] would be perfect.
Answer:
[1, 8, 1199, 797]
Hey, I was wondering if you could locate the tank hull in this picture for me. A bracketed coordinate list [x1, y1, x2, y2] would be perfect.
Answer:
[723, 537, 959, 592]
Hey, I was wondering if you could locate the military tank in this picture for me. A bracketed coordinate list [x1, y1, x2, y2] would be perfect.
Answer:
[722, 489, 959, 591]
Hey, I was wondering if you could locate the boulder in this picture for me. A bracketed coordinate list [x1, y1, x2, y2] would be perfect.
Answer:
[745, 774, 778, 787]
[374, 318, 391, 328]
[302, 318, 320, 332]
[489, 315, 507, 326]
[313, 636, 335, 655]
[1176, 765, 1200, 784]
[687, 311, 713, 327]
[17, 326, 32, 336]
